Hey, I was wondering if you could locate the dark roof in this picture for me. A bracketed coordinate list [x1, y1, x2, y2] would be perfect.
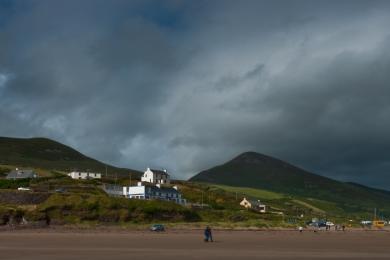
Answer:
[248, 200, 265, 206]
[6, 169, 36, 179]
[103, 184, 122, 191]
[150, 169, 169, 175]
[148, 186, 179, 194]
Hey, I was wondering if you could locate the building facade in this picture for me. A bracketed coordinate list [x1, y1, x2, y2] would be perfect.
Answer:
[104, 182, 186, 205]
[6, 169, 37, 180]
[68, 171, 101, 180]
[141, 168, 170, 184]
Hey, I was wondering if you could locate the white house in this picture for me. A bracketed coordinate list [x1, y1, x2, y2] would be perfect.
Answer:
[240, 198, 266, 213]
[68, 171, 101, 180]
[104, 182, 186, 205]
[123, 182, 186, 205]
[141, 168, 170, 184]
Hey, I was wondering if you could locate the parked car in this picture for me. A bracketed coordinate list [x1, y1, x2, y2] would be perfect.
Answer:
[326, 221, 335, 226]
[317, 221, 327, 228]
[309, 221, 327, 228]
[373, 220, 386, 228]
[17, 187, 30, 191]
[150, 224, 165, 232]
[54, 188, 66, 193]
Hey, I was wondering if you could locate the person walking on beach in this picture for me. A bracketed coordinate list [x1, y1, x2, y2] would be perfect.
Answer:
[204, 226, 213, 242]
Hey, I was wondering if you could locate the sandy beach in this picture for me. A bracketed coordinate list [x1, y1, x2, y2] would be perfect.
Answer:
[0, 229, 389, 259]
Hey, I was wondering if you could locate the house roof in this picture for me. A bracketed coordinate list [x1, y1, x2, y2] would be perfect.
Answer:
[242, 198, 265, 206]
[103, 184, 123, 191]
[148, 186, 179, 194]
[150, 169, 169, 175]
[249, 200, 265, 206]
[6, 169, 36, 179]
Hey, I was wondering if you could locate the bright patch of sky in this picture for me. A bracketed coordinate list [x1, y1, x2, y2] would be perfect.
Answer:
[0, 73, 9, 93]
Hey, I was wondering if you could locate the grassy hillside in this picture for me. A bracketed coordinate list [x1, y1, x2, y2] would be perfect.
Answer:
[0, 137, 141, 178]
[0, 174, 380, 227]
[0, 176, 292, 227]
[210, 184, 284, 200]
[190, 152, 390, 215]
[176, 181, 373, 225]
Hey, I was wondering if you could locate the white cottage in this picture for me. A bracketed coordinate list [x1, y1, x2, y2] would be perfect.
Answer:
[68, 171, 101, 180]
[141, 168, 170, 184]
[240, 198, 266, 213]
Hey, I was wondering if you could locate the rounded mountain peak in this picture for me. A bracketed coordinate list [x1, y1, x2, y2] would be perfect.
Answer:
[230, 151, 274, 164]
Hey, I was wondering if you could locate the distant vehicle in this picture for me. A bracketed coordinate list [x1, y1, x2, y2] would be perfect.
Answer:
[307, 221, 326, 228]
[317, 221, 327, 228]
[150, 224, 165, 232]
[326, 221, 335, 226]
[17, 187, 30, 191]
[54, 188, 66, 193]
[373, 220, 386, 228]
[361, 220, 372, 225]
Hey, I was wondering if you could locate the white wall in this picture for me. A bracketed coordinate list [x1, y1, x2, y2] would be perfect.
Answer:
[125, 186, 146, 198]
[68, 171, 101, 179]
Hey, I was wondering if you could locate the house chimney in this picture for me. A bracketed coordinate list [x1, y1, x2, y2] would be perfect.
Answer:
[173, 185, 178, 190]
[163, 169, 167, 173]
[147, 167, 150, 171]
[137, 182, 142, 186]
[156, 184, 161, 188]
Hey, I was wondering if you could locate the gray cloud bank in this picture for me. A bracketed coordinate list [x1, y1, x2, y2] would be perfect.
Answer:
[1, 0, 390, 189]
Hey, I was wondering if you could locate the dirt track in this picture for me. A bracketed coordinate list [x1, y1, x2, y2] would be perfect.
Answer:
[0, 230, 389, 259]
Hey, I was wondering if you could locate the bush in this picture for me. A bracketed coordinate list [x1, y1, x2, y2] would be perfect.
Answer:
[229, 213, 248, 222]
[0, 206, 13, 225]
[0, 167, 11, 177]
[0, 179, 30, 189]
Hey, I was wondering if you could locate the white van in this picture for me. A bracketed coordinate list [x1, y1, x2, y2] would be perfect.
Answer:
[17, 187, 31, 191]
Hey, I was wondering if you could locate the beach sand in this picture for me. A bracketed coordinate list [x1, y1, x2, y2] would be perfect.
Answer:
[0, 229, 389, 259]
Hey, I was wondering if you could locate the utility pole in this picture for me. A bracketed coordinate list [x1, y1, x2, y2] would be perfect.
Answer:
[129, 172, 132, 186]
[201, 191, 204, 209]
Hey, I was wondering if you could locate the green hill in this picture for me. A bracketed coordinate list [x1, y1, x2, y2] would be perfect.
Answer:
[0, 137, 141, 178]
[190, 152, 390, 214]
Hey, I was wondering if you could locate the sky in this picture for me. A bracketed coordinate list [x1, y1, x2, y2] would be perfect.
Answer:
[1, 0, 390, 189]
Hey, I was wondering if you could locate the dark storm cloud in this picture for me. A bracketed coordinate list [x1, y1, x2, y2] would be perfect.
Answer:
[1, 0, 390, 189]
